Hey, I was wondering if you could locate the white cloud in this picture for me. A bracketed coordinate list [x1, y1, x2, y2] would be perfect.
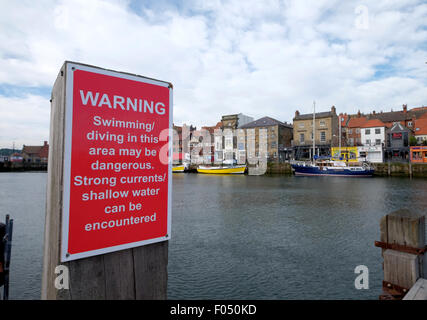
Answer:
[0, 0, 426, 147]
[0, 94, 50, 148]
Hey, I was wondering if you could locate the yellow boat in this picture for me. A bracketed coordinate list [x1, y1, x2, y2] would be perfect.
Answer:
[197, 165, 246, 174]
[172, 165, 185, 173]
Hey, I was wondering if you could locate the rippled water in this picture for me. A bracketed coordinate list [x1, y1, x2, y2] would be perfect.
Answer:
[1, 172, 426, 299]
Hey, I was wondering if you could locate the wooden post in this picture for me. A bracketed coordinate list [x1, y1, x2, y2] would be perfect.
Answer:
[41, 62, 168, 300]
[376, 209, 426, 299]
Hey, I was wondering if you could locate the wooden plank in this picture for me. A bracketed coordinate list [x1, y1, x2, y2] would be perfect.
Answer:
[133, 241, 168, 299]
[67, 255, 106, 299]
[41, 63, 68, 300]
[403, 278, 427, 300]
[383, 249, 420, 289]
[380, 209, 425, 248]
[104, 250, 136, 299]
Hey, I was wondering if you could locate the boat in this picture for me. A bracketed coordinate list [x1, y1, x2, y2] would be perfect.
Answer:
[291, 100, 374, 177]
[197, 165, 246, 174]
[291, 160, 374, 177]
[172, 164, 185, 173]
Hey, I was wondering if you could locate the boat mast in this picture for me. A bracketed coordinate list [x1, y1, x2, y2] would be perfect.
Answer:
[339, 114, 341, 159]
[312, 101, 315, 162]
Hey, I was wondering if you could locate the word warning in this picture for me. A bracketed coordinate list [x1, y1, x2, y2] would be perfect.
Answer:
[61, 62, 172, 261]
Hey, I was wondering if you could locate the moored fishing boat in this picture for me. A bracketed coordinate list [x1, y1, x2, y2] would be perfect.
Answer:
[291, 160, 374, 177]
[172, 164, 185, 173]
[197, 165, 246, 174]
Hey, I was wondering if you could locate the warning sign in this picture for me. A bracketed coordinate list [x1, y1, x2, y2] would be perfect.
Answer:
[61, 62, 172, 261]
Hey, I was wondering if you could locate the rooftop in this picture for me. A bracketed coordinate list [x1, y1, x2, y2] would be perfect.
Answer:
[360, 119, 386, 128]
[414, 118, 427, 135]
[240, 116, 292, 129]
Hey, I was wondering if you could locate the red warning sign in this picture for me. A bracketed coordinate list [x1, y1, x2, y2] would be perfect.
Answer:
[61, 62, 172, 261]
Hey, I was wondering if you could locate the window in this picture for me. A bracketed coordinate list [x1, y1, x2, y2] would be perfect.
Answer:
[299, 123, 305, 128]
[375, 128, 381, 134]
[408, 121, 412, 127]
[365, 129, 370, 135]
[356, 128, 360, 134]
[349, 138, 354, 146]
[366, 139, 371, 145]
[271, 141, 277, 148]
[300, 133, 304, 143]
[375, 139, 381, 145]
[319, 120, 326, 127]
[320, 131, 326, 142]
[348, 129, 353, 134]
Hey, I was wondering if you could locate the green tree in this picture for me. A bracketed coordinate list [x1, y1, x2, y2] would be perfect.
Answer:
[409, 136, 418, 146]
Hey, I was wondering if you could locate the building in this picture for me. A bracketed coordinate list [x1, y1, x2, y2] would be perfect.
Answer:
[22, 141, 49, 164]
[0, 155, 9, 163]
[331, 147, 359, 162]
[220, 113, 254, 129]
[172, 124, 196, 163]
[345, 113, 367, 146]
[410, 146, 427, 163]
[360, 119, 386, 162]
[413, 116, 427, 144]
[240, 116, 293, 162]
[201, 122, 222, 164]
[365, 104, 427, 129]
[10, 153, 23, 162]
[293, 106, 339, 159]
[385, 122, 411, 161]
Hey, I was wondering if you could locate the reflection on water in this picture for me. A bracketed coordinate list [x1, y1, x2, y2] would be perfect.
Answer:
[1, 172, 426, 299]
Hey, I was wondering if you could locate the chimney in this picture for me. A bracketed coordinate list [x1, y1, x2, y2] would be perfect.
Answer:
[295, 110, 300, 117]
[373, 110, 376, 115]
[44, 141, 48, 146]
[403, 104, 407, 113]
[331, 106, 336, 114]
[357, 110, 361, 118]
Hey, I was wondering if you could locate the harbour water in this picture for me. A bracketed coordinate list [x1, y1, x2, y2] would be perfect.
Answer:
[1, 172, 427, 299]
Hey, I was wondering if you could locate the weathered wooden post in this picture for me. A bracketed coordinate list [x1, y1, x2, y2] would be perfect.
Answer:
[375, 209, 426, 299]
[42, 61, 172, 299]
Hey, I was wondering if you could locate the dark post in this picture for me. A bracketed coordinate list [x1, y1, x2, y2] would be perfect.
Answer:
[1, 215, 13, 300]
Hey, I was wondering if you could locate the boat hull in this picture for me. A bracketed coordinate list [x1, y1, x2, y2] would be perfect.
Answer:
[197, 165, 246, 174]
[172, 165, 185, 173]
[291, 164, 374, 177]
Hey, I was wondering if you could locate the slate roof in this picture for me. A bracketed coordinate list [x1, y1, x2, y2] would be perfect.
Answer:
[239, 116, 293, 129]
[367, 108, 427, 122]
[294, 111, 334, 120]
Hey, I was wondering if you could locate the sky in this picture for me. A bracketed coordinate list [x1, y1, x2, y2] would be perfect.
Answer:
[0, 0, 426, 148]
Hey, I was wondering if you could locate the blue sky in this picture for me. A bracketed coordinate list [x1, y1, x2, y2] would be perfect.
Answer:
[0, 0, 426, 148]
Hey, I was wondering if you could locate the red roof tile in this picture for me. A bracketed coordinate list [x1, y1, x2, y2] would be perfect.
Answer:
[414, 118, 427, 135]
[360, 119, 386, 128]
[347, 117, 367, 128]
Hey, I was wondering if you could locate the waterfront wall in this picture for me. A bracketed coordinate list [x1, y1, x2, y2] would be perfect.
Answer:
[266, 162, 293, 175]
[0, 162, 47, 172]
[265, 161, 427, 177]
[372, 162, 427, 178]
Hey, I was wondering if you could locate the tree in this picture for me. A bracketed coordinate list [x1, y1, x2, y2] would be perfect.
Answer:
[409, 136, 418, 146]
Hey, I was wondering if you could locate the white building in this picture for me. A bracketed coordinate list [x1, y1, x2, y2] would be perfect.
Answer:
[358, 146, 383, 163]
[360, 119, 386, 162]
